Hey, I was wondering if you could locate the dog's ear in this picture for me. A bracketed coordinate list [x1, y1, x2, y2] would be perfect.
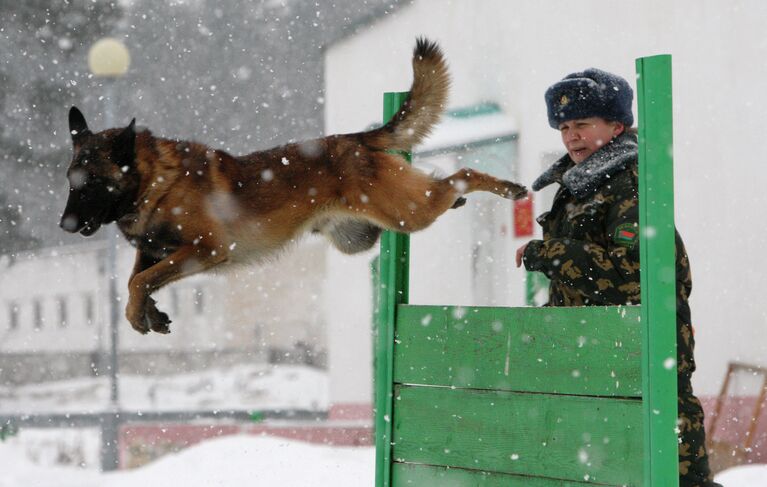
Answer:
[122, 118, 136, 138]
[113, 118, 137, 166]
[69, 106, 90, 140]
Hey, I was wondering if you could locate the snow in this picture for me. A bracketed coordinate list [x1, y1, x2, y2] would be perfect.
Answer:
[716, 464, 767, 485]
[0, 436, 374, 487]
[0, 433, 763, 486]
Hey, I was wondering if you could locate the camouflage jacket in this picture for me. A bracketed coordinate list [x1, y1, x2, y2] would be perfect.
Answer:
[523, 132, 696, 374]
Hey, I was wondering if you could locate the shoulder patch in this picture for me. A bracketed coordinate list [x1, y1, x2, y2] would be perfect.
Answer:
[613, 222, 638, 249]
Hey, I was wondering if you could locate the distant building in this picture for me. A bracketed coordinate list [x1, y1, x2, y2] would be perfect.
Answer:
[0, 236, 328, 385]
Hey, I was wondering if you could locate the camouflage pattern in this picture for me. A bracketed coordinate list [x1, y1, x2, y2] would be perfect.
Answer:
[523, 132, 719, 486]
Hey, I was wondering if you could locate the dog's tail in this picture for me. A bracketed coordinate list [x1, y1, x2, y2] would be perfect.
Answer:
[361, 37, 450, 152]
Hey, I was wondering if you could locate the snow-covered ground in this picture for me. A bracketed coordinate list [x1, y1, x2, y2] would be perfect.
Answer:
[0, 364, 328, 414]
[1, 365, 764, 485]
[0, 364, 334, 470]
[0, 434, 763, 486]
[714, 464, 767, 485]
[0, 435, 374, 487]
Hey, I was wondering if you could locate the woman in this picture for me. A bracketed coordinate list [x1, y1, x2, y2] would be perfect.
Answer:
[517, 68, 721, 487]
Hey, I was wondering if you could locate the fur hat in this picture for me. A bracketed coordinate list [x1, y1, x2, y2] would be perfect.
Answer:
[545, 68, 634, 129]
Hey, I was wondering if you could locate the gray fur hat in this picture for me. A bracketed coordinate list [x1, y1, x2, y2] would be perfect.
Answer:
[545, 68, 634, 129]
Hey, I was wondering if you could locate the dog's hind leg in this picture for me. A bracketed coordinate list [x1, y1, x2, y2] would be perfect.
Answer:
[362, 165, 527, 234]
[444, 167, 528, 201]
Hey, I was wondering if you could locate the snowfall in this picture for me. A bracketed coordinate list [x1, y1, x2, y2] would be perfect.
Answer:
[0, 365, 763, 486]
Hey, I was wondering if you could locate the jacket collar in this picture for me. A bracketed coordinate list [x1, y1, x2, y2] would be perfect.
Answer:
[532, 132, 638, 199]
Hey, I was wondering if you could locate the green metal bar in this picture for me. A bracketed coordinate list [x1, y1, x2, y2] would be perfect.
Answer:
[374, 91, 411, 487]
[636, 55, 679, 485]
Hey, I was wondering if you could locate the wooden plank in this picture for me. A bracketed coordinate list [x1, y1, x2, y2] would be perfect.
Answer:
[392, 463, 609, 486]
[394, 305, 642, 397]
[392, 385, 643, 486]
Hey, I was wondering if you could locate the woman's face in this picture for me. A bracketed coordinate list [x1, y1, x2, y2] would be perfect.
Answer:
[558, 117, 624, 164]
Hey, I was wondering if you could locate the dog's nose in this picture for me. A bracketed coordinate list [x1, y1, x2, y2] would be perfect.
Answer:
[60, 214, 80, 232]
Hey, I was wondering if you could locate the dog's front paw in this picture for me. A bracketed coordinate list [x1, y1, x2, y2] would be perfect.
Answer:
[145, 298, 172, 334]
[126, 301, 151, 335]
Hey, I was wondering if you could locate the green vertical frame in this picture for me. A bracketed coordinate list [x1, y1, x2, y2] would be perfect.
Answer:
[374, 91, 411, 487]
[637, 55, 679, 485]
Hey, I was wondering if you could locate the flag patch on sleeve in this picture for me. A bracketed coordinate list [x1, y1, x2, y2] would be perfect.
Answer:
[613, 223, 638, 248]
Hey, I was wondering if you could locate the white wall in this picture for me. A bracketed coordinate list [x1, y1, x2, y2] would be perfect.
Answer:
[324, 248, 376, 408]
[0, 243, 105, 353]
[0, 240, 230, 355]
[324, 0, 767, 397]
[0, 237, 326, 360]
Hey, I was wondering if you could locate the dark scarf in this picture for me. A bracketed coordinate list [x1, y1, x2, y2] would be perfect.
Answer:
[532, 132, 638, 199]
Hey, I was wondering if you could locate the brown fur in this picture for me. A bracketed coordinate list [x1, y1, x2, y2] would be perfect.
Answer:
[60, 38, 527, 334]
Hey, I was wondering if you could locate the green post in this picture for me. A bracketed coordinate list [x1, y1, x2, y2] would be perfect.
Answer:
[636, 55, 679, 485]
[525, 271, 550, 306]
[374, 91, 411, 487]
[0, 421, 17, 442]
[249, 411, 265, 423]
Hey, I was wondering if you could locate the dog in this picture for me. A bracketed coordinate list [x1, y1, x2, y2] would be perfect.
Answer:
[59, 38, 527, 335]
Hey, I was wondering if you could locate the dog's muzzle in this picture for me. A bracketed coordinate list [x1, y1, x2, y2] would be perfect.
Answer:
[60, 213, 102, 236]
[59, 214, 81, 233]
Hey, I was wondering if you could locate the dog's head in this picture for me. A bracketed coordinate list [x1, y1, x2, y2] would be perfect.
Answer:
[60, 106, 139, 236]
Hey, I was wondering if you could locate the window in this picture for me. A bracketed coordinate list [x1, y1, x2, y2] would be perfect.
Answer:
[33, 299, 43, 330]
[83, 294, 94, 325]
[8, 302, 19, 330]
[193, 287, 204, 314]
[58, 296, 68, 328]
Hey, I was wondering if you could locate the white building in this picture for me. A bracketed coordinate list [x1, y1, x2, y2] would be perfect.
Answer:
[0, 236, 328, 384]
[323, 0, 767, 414]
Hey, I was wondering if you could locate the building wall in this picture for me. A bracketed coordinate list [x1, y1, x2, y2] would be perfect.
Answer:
[0, 236, 328, 383]
[222, 236, 328, 365]
[0, 242, 107, 355]
[324, 0, 767, 398]
[322, 122, 523, 411]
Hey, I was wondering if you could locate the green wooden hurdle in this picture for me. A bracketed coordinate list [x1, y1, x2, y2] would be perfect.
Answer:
[373, 55, 678, 486]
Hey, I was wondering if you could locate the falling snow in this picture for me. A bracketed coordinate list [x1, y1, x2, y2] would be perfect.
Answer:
[0, 1, 765, 485]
